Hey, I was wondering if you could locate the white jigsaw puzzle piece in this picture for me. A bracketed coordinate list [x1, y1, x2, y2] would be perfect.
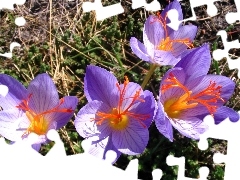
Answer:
[0, 85, 9, 97]
[82, 0, 124, 21]
[166, 155, 209, 180]
[131, 0, 161, 11]
[184, 0, 218, 21]
[0, 130, 142, 180]
[0, 42, 21, 58]
[225, 0, 240, 24]
[167, 9, 182, 31]
[212, 30, 240, 78]
[198, 111, 240, 180]
[0, 1, 26, 59]
[0, 0, 26, 10]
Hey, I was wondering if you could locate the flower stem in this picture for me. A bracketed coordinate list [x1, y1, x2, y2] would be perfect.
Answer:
[141, 64, 158, 89]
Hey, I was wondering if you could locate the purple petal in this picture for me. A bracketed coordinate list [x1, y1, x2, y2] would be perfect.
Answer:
[130, 37, 152, 62]
[154, 50, 179, 66]
[161, 0, 183, 23]
[214, 106, 240, 124]
[22, 133, 47, 151]
[45, 96, 78, 129]
[130, 90, 156, 128]
[84, 65, 118, 107]
[32, 143, 41, 151]
[0, 74, 27, 109]
[27, 73, 59, 114]
[112, 119, 149, 155]
[154, 101, 173, 141]
[0, 109, 24, 141]
[75, 100, 103, 138]
[143, 15, 165, 47]
[170, 117, 208, 140]
[103, 135, 122, 163]
[161, 0, 184, 35]
[169, 25, 197, 57]
[178, 105, 209, 119]
[117, 82, 143, 111]
[190, 74, 235, 104]
[84, 136, 121, 163]
[75, 100, 112, 139]
[159, 67, 186, 103]
[175, 44, 211, 81]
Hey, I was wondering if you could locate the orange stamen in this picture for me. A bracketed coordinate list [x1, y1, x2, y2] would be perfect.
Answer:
[161, 72, 225, 116]
[16, 95, 73, 136]
[150, 11, 194, 52]
[92, 76, 150, 130]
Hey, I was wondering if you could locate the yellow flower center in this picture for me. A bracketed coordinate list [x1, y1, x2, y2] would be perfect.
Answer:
[16, 94, 73, 136]
[93, 76, 150, 131]
[151, 12, 194, 52]
[161, 72, 225, 119]
[108, 108, 129, 130]
[25, 111, 49, 135]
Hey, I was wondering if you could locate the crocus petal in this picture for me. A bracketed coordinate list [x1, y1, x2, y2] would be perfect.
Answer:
[32, 143, 41, 151]
[154, 101, 173, 141]
[45, 96, 78, 129]
[161, 0, 183, 23]
[175, 44, 211, 81]
[190, 74, 235, 104]
[21, 133, 47, 151]
[116, 82, 144, 111]
[170, 117, 208, 140]
[103, 135, 122, 163]
[27, 73, 59, 114]
[143, 15, 165, 47]
[214, 106, 240, 124]
[0, 74, 27, 109]
[159, 67, 186, 103]
[154, 50, 179, 66]
[75, 100, 112, 139]
[161, 0, 183, 34]
[169, 25, 198, 57]
[75, 100, 103, 138]
[112, 119, 149, 155]
[130, 90, 156, 128]
[178, 105, 209, 119]
[84, 136, 121, 163]
[84, 65, 118, 107]
[130, 37, 152, 62]
[0, 109, 23, 141]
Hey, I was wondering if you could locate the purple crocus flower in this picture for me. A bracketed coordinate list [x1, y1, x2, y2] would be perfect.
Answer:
[130, 0, 197, 66]
[155, 44, 239, 141]
[75, 65, 156, 162]
[0, 73, 78, 150]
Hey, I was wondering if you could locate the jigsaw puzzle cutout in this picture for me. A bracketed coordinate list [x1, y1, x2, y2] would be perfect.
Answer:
[212, 30, 240, 78]
[0, 129, 147, 180]
[198, 112, 240, 180]
[82, 0, 162, 21]
[166, 155, 209, 180]
[0, 0, 26, 59]
[0, 0, 25, 10]
[183, 0, 218, 21]
[225, 0, 240, 24]
[1, 1, 240, 180]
